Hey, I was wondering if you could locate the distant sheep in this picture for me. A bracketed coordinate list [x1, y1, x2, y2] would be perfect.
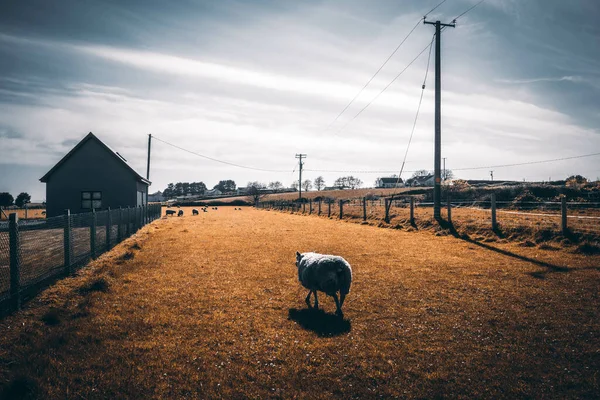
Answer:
[295, 252, 352, 317]
[192, 209, 199, 215]
[177, 210, 184, 217]
[166, 210, 176, 216]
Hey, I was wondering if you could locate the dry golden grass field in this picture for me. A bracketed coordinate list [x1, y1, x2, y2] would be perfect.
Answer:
[0, 209, 46, 220]
[216, 188, 411, 203]
[0, 206, 599, 399]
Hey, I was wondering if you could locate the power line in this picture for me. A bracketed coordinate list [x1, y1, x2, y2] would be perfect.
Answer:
[453, 0, 487, 21]
[324, 20, 421, 132]
[304, 152, 600, 175]
[336, 41, 433, 135]
[396, 33, 435, 183]
[453, 152, 600, 171]
[323, 0, 450, 132]
[152, 135, 292, 173]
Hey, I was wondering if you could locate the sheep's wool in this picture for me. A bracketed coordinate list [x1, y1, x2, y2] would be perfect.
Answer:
[297, 252, 352, 295]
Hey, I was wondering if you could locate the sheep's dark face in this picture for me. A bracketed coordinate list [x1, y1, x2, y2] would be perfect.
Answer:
[295, 251, 303, 268]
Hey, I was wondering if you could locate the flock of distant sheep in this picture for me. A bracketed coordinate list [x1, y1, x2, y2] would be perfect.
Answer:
[165, 206, 243, 217]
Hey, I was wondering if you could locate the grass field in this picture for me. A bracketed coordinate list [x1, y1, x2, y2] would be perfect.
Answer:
[0, 206, 599, 398]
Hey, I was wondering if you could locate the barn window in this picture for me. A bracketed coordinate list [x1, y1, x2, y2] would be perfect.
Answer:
[82, 191, 102, 209]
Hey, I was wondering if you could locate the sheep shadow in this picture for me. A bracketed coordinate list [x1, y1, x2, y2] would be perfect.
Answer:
[288, 308, 351, 337]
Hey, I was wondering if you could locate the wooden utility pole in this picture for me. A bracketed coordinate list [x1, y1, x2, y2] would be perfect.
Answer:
[295, 154, 307, 201]
[147, 134, 152, 180]
[424, 19, 455, 220]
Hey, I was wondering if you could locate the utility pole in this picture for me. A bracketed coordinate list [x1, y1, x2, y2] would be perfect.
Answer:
[146, 134, 152, 180]
[295, 154, 307, 201]
[490, 170, 494, 181]
[443, 157, 447, 181]
[424, 18, 455, 220]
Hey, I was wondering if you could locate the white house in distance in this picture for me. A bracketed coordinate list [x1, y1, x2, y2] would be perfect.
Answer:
[406, 174, 435, 187]
[204, 189, 222, 197]
[375, 177, 404, 188]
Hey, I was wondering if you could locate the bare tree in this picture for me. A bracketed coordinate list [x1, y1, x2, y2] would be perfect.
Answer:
[442, 169, 455, 181]
[291, 180, 299, 191]
[302, 179, 313, 192]
[268, 181, 283, 192]
[314, 176, 325, 191]
[347, 176, 363, 189]
[246, 181, 268, 205]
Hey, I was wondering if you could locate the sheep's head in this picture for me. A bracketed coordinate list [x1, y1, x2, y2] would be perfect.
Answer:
[295, 251, 303, 268]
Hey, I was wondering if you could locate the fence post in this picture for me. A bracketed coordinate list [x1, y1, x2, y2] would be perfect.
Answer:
[339, 200, 344, 219]
[447, 192, 452, 224]
[303, 202, 306, 213]
[491, 193, 497, 231]
[90, 209, 97, 259]
[126, 207, 131, 237]
[328, 201, 331, 217]
[117, 207, 123, 242]
[410, 197, 415, 225]
[318, 200, 322, 216]
[561, 197, 568, 235]
[363, 197, 367, 221]
[106, 207, 111, 250]
[385, 199, 390, 223]
[9, 213, 21, 311]
[309, 199, 312, 215]
[64, 209, 72, 274]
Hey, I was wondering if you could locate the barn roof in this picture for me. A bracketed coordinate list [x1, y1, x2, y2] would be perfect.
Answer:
[40, 132, 151, 185]
[378, 177, 404, 183]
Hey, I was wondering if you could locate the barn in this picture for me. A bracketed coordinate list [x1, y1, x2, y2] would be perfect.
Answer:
[40, 132, 150, 217]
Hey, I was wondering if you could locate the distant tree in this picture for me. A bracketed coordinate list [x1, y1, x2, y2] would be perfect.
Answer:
[442, 169, 455, 181]
[190, 182, 207, 195]
[334, 177, 347, 189]
[291, 181, 299, 191]
[214, 180, 236, 193]
[163, 183, 175, 199]
[314, 176, 325, 191]
[246, 181, 268, 205]
[346, 176, 363, 189]
[302, 179, 312, 192]
[15, 192, 31, 208]
[411, 170, 432, 178]
[0, 192, 14, 207]
[566, 175, 587, 187]
[268, 181, 283, 192]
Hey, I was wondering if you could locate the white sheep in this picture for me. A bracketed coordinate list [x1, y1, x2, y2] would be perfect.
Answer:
[295, 251, 352, 317]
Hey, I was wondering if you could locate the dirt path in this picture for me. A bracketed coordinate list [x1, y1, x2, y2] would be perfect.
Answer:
[1, 207, 599, 399]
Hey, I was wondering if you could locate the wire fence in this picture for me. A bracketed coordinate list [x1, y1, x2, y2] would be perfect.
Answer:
[0, 204, 162, 315]
[258, 195, 600, 241]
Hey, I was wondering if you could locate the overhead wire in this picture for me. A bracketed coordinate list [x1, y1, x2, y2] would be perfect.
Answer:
[453, 0, 487, 21]
[152, 135, 292, 173]
[335, 41, 434, 135]
[323, 0, 450, 132]
[392, 32, 435, 191]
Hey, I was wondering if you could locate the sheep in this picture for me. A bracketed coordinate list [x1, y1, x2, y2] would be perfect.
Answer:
[177, 210, 184, 217]
[192, 209, 199, 215]
[166, 209, 176, 216]
[295, 251, 352, 317]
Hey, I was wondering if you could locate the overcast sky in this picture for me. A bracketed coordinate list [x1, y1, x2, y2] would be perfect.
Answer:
[1, 0, 599, 201]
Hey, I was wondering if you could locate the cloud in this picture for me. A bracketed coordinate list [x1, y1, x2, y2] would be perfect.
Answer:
[496, 76, 585, 84]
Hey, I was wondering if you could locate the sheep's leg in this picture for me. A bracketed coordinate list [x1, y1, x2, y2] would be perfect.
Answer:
[332, 292, 343, 317]
[340, 293, 346, 308]
[305, 291, 313, 308]
[313, 291, 319, 310]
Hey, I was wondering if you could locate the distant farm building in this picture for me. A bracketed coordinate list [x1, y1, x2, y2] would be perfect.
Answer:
[40, 132, 150, 217]
[148, 191, 166, 202]
[405, 174, 435, 187]
[375, 177, 404, 188]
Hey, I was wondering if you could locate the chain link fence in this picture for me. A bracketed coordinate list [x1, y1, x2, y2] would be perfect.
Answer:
[1, 204, 162, 314]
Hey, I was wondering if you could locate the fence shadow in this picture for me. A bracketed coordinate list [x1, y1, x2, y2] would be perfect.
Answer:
[288, 308, 351, 337]
[438, 219, 571, 278]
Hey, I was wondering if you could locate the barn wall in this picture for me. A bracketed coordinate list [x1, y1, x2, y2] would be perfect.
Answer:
[45, 139, 144, 217]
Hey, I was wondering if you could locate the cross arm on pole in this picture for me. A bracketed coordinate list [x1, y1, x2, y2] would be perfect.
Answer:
[424, 19, 456, 28]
